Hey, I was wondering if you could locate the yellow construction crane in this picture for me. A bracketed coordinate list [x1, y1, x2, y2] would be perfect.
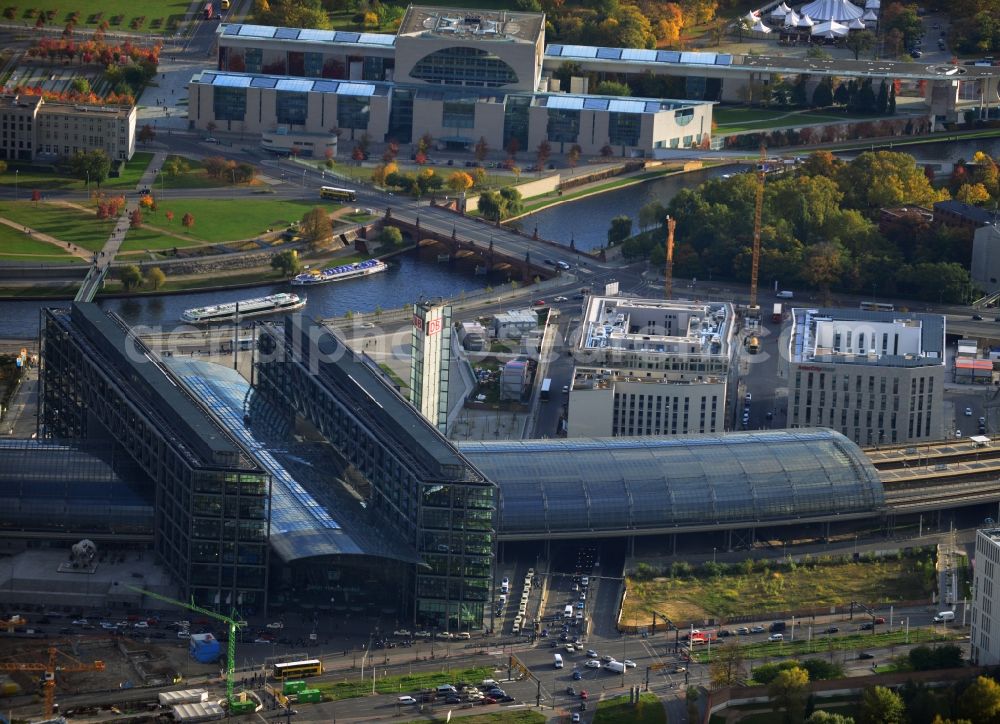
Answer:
[126, 586, 255, 714]
[748, 145, 767, 316]
[664, 215, 676, 300]
[0, 646, 105, 717]
[0, 614, 27, 632]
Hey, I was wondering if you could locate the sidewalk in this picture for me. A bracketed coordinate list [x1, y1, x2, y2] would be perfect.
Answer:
[3, 365, 38, 438]
[96, 152, 169, 268]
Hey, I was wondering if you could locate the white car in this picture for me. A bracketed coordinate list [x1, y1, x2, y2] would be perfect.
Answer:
[585, 659, 601, 668]
[72, 619, 89, 626]
[623, 659, 637, 669]
[100, 622, 117, 630]
[398, 696, 418, 705]
[769, 633, 784, 642]
[133, 621, 149, 629]
[576, 610, 584, 620]
[414, 630, 431, 638]
[966, 407, 973, 416]
[393, 629, 411, 637]
[266, 622, 284, 630]
[554, 296, 568, 302]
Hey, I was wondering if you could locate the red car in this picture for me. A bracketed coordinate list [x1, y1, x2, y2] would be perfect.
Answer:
[580, 690, 588, 700]
[533, 299, 546, 306]
[874, 617, 886, 624]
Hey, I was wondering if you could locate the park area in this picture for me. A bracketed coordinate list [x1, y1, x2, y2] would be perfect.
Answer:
[0, 223, 82, 263]
[0, 0, 192, 34]
[622, 551, 937, 626]
[713, 106, 887, 133]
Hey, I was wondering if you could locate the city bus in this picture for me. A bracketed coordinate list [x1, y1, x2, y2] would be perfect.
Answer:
[540, 378, 552, 401]
[860, 301, 894, 312]
[272, 659, 323, 680]
[320, 186, 357, 202]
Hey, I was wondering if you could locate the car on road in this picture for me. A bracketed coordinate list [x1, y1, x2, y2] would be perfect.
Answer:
[576, 602, 585, 609]
[585, 660, 601, 668]
[573, 294, 585, 300]
[566, 686, 577, 695]
[203, 137, 219, 144]
[576, 610, 584, 619]
[360, 322, 375, 329]
[672, 666, 687, 674]
[572, 670, 582, 680]
[72, 619, 88, 626]
[874, 617, 885, 624]
[745, 392, 752, 403]
[736, 627, 750, 635]
[554, 296, 568, 302]
[768, 633, 784, 641]
[445, 695, 462, 704]
[266, 622, 284, 630]
[966, 407, 974, 416]
[393, 629, 411, 637]
[580, 690, 589, 699]
[860, 622, 874, 630]
[414, 630, 431, 637]
[100, 622, 117, 630]
[859, 652, 875, 659]
[134, 621, 149, 629]
[572, 714, 581, 723]
[957, 430, 963, 438]
[911, 49, 923, 57]
[973, 314, 984, 320]
[823, 626, 840, 634]
[600, 655, 614, 663]
[587, 649, 599, 658]
[398, 696, 418, 705]
[533, 299, 546, 306]
[544, 259, 555, 266]
[750, 625, 765, 633]
[623, 660, 637, 669]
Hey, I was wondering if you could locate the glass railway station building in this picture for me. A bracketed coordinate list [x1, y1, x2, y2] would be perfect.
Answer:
[0, 304, 892, 628]
[188, 5, 715, 156]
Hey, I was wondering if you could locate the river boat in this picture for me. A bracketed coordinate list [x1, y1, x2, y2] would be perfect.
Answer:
[290, 259, 387, 286]
[180, 292, 305, 324]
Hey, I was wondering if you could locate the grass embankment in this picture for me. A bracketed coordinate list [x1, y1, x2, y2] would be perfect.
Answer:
[0, 223, 82, 263]
[0, 201, 113, 252]
[0, 152, 155, 192]
[593, 692, 666, 724]
[623, 551, 936, 626]
[713, 107, 901, 133]
[313, 665, 492, 701]
[142, 199, 325, 244]
[690, 627, 961, 664]
[0, 1, 190, 34]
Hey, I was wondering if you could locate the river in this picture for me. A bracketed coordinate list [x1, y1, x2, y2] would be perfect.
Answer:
[0, 252, 496, 339]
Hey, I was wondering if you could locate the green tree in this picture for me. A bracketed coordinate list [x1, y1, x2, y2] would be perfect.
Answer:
[807, 713, 855, 724]
[882, 2, 923, 50]
[593, 80, 632, 96]
[639, 201, 667, 232]
[145, 267, 166, 290]
[859, 686, 905, 724]
[119, 264, 143, 290]
[802, 241, 847, 302]
[499, 187, 523, 217]
[800, 659, 845, 681]
[69, 149, 111, 187]
[254, 0, 330, 28]
[812, 79, 834, 108]
[474, 136, 489, 162]
[608, 215, 633, 245]
[270, 249, 301, 277]
[907, 644, 963, 671]
[300, 207, 333, 247]
[836, 151, 949, 211]
[768, 666, 810, 724]
[876, 80, 889, 114]
[479, 192, 503, 221]
[70, 77, 91, 94]
[379, 226, 403, 247]
[846, 30, 876, 60]
[957, 676, 1000, 723]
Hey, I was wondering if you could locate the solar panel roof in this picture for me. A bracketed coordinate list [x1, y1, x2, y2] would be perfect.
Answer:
[220, 23, 396, 46]
[545, 44, 725, 66]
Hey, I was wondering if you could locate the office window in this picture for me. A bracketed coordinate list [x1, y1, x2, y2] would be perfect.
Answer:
[276, 91, 308, 125]
[213, 86, 246, 121]
[410, 46, 518, 87]
[442, 98, 476, 129]
[337, 95, 370, 130]
[608, 112, 641, 147]
[547, 108, 580, 143]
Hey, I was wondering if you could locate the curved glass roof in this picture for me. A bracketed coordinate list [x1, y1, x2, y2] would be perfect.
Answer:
[459, 429, 884, 537]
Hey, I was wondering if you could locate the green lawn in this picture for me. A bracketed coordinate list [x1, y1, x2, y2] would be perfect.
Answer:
[0, 152, 154, 192]
[118, 223, 203, 254]
[151, 199, 328, 243]
[312, 665, 492, 702]
[714, 106, 888, 132]
[593, 692, 666, 724]
[0, 201, 113, 252]
[2, 0, 191, 35]
[691, 626, 961, 664]
[624, 553, 936, 625]
[0, 224, 80, 262]
[155, 156, 235, 190]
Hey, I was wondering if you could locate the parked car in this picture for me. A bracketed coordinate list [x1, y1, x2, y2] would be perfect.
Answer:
[823, 626, 840, 634]
[750, 625, 765, 633]
[586, 649, 599, 658]
[572, 670, 582, 680]
[585, 660, 601, 668]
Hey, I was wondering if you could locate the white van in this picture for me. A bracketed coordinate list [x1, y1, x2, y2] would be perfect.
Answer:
[776, 290, 794, 299]
[554, 653, 564, 668]
[933, 611, 955, 623]
[564, 605, 574, 619]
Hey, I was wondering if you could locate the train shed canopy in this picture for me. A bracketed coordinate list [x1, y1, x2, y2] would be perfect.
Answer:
[459, 429, 885, 539]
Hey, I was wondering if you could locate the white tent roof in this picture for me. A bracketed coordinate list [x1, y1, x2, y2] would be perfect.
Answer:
[784, 9, 801, 25]
[848, 16, 866, 28]
[811, 18, 850, 35]
[799, 0, 864, 21]
[753, 18, 773, 32]
[864, 0, 880, 8]
[744, 10, 760, 21]
[861, 8, 878, 20]
[797, 13, 815, 26]
[771, 5, 787, 17]
[778, 2, 792, 10]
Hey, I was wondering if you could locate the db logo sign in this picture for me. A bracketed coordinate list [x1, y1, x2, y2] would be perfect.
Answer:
[427, 318, 442, 336]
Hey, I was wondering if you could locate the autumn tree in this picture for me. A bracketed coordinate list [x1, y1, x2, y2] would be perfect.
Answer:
[31, 189, 41, 203]
[129, 208, 143, 228]
[768, 666, 809, 724]
[474, 136, 489, 162]
[567, 144, 582, 168]
[300, 207, 333, 247]
[709, 643, 746, 688]
[182, 212, 194, 229]
[446, 171, 474, 193]
[859, 686, 905, 724]
[165, 210, 174, 223]
[536, 140, 552, 170]
[956, 182, 991, 205]
[145, 266, 166, 290]
[138, 124, 156, 144]
[119, 264, 143, 290]
[957, 676, 1000, 723]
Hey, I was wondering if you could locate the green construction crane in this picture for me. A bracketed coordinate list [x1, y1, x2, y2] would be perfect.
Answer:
[126, 585, 246, 704]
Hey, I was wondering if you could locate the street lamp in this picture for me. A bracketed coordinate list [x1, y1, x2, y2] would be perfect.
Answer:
[14, 170, 18, 202]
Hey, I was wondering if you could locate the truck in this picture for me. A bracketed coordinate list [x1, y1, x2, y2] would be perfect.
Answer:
[203, 2, 214, 19]
[747, 337, 760, 354]
[540, 378, 552, 402]
[772, 303, 782, 323]
[604, 661, 625, 673]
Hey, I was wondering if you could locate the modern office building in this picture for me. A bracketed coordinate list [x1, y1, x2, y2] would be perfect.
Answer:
[786, 307, 945, 446]
[567, 297, 734, 437]
[189, 6, 714, 155]
[971, 223, 1000, 294]
[255, 316, 495, 631]
[410, 300, 452, 432]
[39, 304, 270, 612]
[0, 93, 136, 162]
[971, 528, 1000, 665]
